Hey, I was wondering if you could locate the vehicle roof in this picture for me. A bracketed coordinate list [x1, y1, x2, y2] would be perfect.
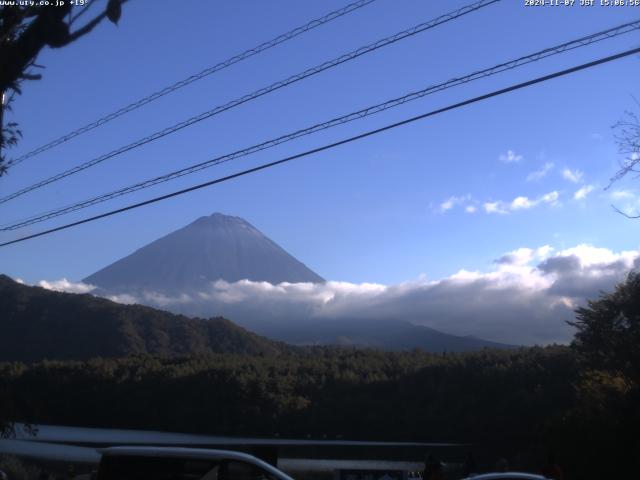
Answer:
[463, 474, 547, 480]
[99, 447, 294, 480]
[101, 446, 259, 460]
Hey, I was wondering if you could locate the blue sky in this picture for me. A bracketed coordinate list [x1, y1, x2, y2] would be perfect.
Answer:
[1, 0, 639, 287]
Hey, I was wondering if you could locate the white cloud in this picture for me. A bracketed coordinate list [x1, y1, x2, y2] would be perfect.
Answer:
[483, 201, 509, 215]
[62, 244, 638, 346]
[562, 168, 584, 183]
[499, 150, 523, 163]
[553, 244, 634, 267]
[496, 246, 553, 266]
[38, 278, 96, 294]
[440, 198, 455, 212]
[442, 190, 559, 216]
[439, 194, 470, 213]
[609, 190, 640, 216]
[106, 293, 138, 304]
[527, 162, 554, 181]
[574, 185, 595, 200]
[537, 245, 554, 260]
[610, 190, 635, 201]
[541, 191, 559, 205]
[510, 196, 535, 210]
[484, 191, 559, 215]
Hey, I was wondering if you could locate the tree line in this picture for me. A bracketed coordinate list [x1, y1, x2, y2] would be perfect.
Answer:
[2, 273, 640, 478]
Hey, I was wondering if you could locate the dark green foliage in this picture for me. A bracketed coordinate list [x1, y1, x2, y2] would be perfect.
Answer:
[1, 347, 576, 442]
[0, 455, 41, 480]
[1, 346, 635, 477]
[0, 275, 287, 362]
[570, 271, 640, 387]
[563, 271, 640, 478]
[2, 274, 640, 477]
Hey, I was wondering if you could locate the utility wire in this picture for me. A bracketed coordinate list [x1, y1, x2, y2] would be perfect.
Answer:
[2, 46, 638, 248]
[0, 0, 500, 205]
[3, 18, 639, 232]
[6, 0, 379, 168]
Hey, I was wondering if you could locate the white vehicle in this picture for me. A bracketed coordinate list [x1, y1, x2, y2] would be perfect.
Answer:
[97, 447, 296, 480]
[461, 474, 548, 480]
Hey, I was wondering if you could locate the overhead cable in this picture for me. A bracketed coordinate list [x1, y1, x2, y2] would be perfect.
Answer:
[2, 45, 638, 247]
[6, 0, 380, 168]
[3, 18, 639, 231]
[0, 0, 500, 204]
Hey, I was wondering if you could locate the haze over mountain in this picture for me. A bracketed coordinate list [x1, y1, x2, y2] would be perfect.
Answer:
[75, 213, 518, 352]
[0, 275, 286, 362]
[0, 274, 513, 358]
[265, 318, 516, 352]
[84, 213, 324, 292]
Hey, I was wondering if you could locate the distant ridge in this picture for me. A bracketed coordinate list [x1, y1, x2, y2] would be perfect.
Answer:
[76, 213, 517, 353]
[84, 213, 324, 293]
[258, 318, 517, 352]
[0, 274, 516, 357]
[0, 275, 286, 362]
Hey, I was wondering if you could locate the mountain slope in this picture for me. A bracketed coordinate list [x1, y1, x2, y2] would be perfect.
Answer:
[76, 213, 516, 353]
[0, 275, 287, 362]
[84, 213, 324, 293]
[262, 318, 516, 352]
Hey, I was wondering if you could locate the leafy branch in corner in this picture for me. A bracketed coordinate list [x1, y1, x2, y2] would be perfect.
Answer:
[0, 0, 127, 174]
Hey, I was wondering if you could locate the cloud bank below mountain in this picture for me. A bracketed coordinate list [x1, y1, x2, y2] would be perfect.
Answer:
[35, 244, 639, 345]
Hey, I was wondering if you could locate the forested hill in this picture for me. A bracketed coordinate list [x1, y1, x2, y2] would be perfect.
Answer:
[0, 275, 287, 362]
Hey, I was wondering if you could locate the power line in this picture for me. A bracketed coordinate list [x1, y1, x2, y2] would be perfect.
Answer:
[2, 46, 638, 248]
[0, 0, 500, 205]
[5, 0, 379, 168]
[3, 18, 639, 232]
